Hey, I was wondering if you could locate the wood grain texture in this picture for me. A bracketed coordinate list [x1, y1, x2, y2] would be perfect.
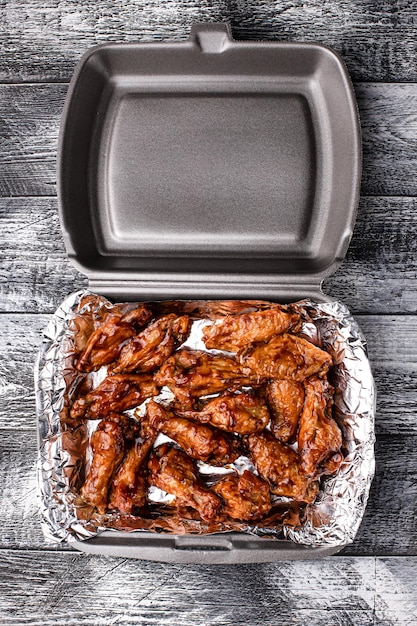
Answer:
[356, 83, 417, 197]
[1, 82, 417, 197]
[0, 84, 65, 197]
[375, 558, 417, 624]
[0, 429, 43, 550]
[0, 314, 48, 429]
[1, 311, 416, 434]
[0, 550, 415, 625]
[2, 195, 417, 314]
[324, 196, 417, 314]
[343, 435, 417, 557]
[0, 0, 416, 619]
[1, 0, 417, 83]
[355, 316, 417, 437]
[0, 198, 84, 313]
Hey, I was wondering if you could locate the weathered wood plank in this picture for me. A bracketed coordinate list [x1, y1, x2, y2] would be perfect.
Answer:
[375, 558, 417, 624]
[1, 0, 417, 82]
[356, 83, 417, 198]
[1, 83, 417, 197]
[0, 1, 415, 619]
[0, 310, 416, 434]
[0, 314, 49, 429]
[357, 316, 417, 437]
[2, 195, 417, 315]
[342, 435, 417, 557]
[0, 550, 416, 625]
[0, 430, 415, 555]
[0, 84, 65, 197]
[0, 428, 45, 550]
[324, 196, 417, 314]
[0, 198, 84, 313]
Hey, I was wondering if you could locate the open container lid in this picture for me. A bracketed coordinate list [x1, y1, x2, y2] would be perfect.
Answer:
[58, 23, 361, 302]
[53, 24, 366, 563]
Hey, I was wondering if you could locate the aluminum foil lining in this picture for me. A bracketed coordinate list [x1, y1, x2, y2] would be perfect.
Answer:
[35, 290, 375, 548]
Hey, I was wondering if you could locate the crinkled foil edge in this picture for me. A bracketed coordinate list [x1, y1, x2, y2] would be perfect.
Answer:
[35, 290, 376, 548]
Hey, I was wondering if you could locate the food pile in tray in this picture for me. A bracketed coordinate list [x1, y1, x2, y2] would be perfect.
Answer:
[59, 294, 349, 535]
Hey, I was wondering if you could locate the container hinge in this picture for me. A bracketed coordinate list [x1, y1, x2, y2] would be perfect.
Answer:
[87, 276, 326, 303]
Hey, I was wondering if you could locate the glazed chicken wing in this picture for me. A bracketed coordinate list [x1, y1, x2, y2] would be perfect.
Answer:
[178, 391, 270, 435]
[245, 431, 319, 503]
[109, 417, 157, 514]
[70, 373, 159, 419]
[239, 334, 332, 383]
[80, 420, 125, 513]
[148, 444, 222, 521]
[212, 470, 272, 521]
[265, 379, 305, 443]
[147, 400, 240, 466]
[203, 307, 301, 351]
[105, 411, 141, 442]
[111, 314, 191, 374]
[154, 349, 251, 408]
[76, 305, 153, 372]
[298, 377, 343, 477]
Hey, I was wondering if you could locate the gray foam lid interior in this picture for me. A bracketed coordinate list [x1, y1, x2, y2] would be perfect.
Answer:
[58, 22, 361, 300]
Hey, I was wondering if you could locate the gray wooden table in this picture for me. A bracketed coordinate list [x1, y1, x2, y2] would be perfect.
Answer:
[1, 1, 416, 624]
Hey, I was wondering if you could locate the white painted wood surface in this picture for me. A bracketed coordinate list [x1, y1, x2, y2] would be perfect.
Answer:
[0, 552, 416, 625]
[0, 1, 416, 623]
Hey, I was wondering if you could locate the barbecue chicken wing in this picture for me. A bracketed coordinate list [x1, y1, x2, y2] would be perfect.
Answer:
[148, 444, 222, 521]
[154, 348, 251, 408]
[202, 307, 301, 351]
[147, 400, 240, 466]
[76, 305, 153, 372]
[212, 470, 272, 521]
[111, 314, 191, 374]
[245, 431, 319, 503]
[80, 420, 125, 513]
[239, 334, 332, 383]
[298, 377, 343, 477]
[109, 417, 157, 514]
[178, 391, 270, 435]
[104, 412, 141, 442]
[70, 374, 159, 419]
[265, 379, 305, 443]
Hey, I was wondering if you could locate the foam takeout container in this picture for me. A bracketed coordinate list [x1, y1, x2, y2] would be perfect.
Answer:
[39, 23, 371, 563]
